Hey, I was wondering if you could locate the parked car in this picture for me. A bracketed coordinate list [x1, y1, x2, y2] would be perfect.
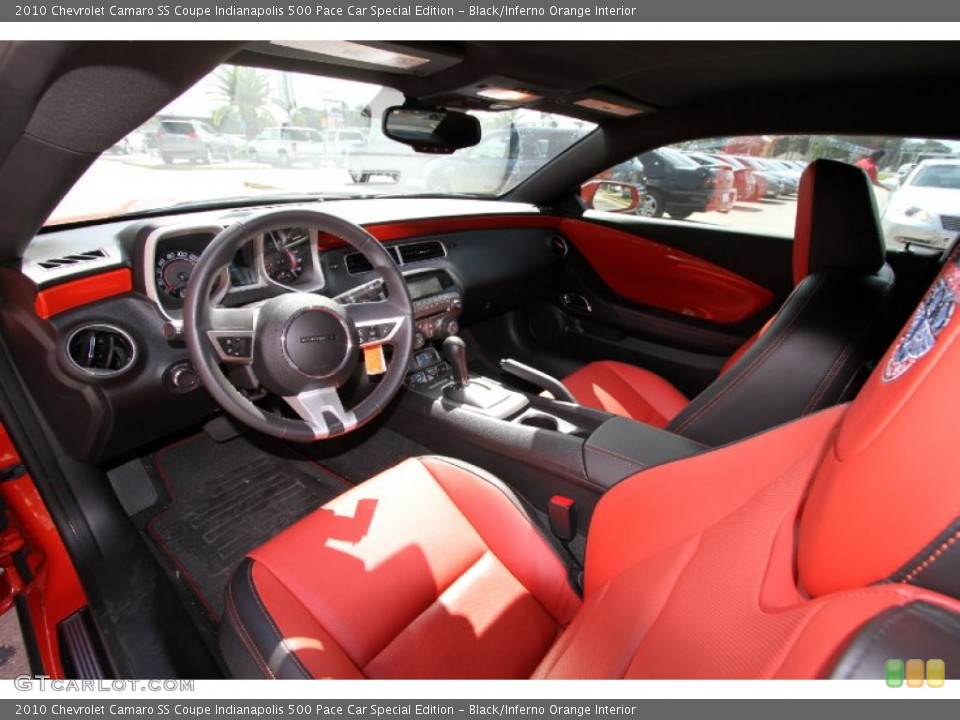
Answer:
[321, 128, 367, 156]
[685, 151, 753, 213]
[703, 152, 762, 201]
[637, 147, 733, 219]
[424, 125, 588, 194]
[882, 159, 960, 250]
[246, 126, 327, 167]
[156, 119, 234, 164]
[754, 158, 800, 195]
[686, 151, 750, 209]
[734, 155, 784, 198]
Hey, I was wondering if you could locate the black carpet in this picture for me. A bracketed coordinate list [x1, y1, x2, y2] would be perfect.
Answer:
[147, 433, 351, 620]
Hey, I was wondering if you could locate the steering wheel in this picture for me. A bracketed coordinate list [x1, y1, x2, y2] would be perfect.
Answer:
[183, 209, 413, 442]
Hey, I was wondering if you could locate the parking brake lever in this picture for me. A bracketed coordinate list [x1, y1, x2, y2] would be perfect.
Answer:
[500, 359, 577, 403]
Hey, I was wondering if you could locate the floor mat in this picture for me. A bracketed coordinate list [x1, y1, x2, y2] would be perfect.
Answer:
[146, 433, 351, 620]
[302, 426, 434, 485]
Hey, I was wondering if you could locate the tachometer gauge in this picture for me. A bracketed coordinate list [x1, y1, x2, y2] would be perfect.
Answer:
[155, 250, 200, 299]
[264, 227, 309, 284]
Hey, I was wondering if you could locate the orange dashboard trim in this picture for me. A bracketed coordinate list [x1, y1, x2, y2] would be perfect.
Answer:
[34, 268, 133, 319]
[318, 213, 559, 248]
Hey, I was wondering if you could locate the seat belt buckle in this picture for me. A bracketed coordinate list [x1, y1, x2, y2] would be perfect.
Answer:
[548, 495, 576, 542]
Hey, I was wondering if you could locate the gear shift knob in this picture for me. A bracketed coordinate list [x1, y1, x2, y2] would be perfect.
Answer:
[442, 335, 469, 388]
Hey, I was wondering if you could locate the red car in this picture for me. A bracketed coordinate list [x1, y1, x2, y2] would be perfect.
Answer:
[701, 152, 763, 202]
[2, 40, 960, 685]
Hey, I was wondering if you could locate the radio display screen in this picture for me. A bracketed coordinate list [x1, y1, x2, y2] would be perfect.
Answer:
[407, 273, 445, 300]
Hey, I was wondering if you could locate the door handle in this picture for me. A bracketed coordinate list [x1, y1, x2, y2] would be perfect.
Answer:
[560, 292, 592, 314]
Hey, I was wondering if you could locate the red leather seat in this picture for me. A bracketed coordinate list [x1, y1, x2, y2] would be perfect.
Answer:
[563, 159, 895, 445]
[221, 249, 960, 678]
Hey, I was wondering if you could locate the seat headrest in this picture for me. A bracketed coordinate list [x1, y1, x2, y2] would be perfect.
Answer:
[799, 247, 960, 599]
[792, 159, 886, 285]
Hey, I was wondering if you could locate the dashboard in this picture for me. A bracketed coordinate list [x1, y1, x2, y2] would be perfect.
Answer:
[13, 199, 568, 463]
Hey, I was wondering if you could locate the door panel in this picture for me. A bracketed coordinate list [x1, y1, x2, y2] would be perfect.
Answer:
[559, 219, 774, 324]
[522, 213, 795, 397]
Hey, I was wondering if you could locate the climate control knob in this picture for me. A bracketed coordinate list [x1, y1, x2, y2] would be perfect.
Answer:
[445, 320, 460, 336]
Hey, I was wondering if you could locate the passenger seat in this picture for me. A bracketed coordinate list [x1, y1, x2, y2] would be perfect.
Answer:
[563, 159, 895, 446]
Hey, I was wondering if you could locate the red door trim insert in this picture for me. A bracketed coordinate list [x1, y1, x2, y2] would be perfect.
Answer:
[559, 219, 774, 324]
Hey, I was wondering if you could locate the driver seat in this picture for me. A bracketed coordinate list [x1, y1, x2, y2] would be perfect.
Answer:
[220, 251, 960, 679]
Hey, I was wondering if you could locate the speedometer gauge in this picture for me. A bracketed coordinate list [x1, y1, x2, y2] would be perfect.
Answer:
[155, 250, 199, 299]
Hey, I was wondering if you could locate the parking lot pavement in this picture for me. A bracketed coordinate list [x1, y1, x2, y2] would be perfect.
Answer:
[688, 197, 799, 235]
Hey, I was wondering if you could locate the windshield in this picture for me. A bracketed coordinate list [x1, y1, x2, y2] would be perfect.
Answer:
[910, 164, 960, 190]
[46, 63, 595, 227]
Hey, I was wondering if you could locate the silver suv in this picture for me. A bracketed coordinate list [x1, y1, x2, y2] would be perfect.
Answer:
[246, 126, 326, 167]
[156, 120, 234, 164]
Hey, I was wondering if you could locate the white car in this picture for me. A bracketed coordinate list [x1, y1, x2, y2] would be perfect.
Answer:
[246, 126, 327, 167]
[882, 159, 960, 250]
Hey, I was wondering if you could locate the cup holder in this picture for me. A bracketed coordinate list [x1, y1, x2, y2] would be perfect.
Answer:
[518, 413, 560, 431]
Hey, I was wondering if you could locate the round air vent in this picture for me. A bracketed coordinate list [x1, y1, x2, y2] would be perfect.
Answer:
[547, 235, 569, 258]
[66, 324, 137, 377]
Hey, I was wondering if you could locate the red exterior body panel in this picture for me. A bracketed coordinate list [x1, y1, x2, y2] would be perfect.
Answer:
[1, 424, 87, 677]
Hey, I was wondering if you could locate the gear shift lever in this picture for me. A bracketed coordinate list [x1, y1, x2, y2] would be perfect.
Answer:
[441, 335, 516, 412]
[442, 336, 470, 388]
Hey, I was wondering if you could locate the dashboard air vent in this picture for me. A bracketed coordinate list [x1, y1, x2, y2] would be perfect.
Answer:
[66, 325, 137, 377]
[37, 248, 108, 270]
[398, 240, 445, 264]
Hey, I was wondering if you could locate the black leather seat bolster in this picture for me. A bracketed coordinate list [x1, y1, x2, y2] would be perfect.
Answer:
[666, 265, 895, 447]
[830, 601, 960, 679]
[220, 558, 313, 679]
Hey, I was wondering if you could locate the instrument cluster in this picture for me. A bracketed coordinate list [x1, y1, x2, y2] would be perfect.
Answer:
[148, 225, 323, 318]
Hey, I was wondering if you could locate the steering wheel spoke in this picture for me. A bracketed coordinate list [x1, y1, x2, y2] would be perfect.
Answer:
[344, 300, 408, 348]
[206, 306, 258, 364]
[284, 387, 357, 436]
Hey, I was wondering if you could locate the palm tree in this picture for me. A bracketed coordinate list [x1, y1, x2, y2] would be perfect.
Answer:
[209, 66, 274, 139]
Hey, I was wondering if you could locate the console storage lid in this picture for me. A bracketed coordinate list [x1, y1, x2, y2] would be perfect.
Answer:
[585, 417, 707, 489]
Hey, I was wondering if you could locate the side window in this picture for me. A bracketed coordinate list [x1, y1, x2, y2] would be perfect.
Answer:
[584, 134, 960, 250]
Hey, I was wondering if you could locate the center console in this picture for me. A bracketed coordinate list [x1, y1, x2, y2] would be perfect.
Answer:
[394, 277, 706, 529]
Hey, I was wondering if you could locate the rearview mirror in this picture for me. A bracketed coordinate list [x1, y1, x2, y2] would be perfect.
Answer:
[581, 180, 643, 213]
[383, 107, 481, 154]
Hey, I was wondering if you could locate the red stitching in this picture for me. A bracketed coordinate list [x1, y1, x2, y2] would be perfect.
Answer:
[902, 530, 960, 582]
[224, 578, 276, 679]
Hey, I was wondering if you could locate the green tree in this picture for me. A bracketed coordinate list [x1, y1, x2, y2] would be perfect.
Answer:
[291, 107, 327, 130]
[210, 66, 274, 139]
